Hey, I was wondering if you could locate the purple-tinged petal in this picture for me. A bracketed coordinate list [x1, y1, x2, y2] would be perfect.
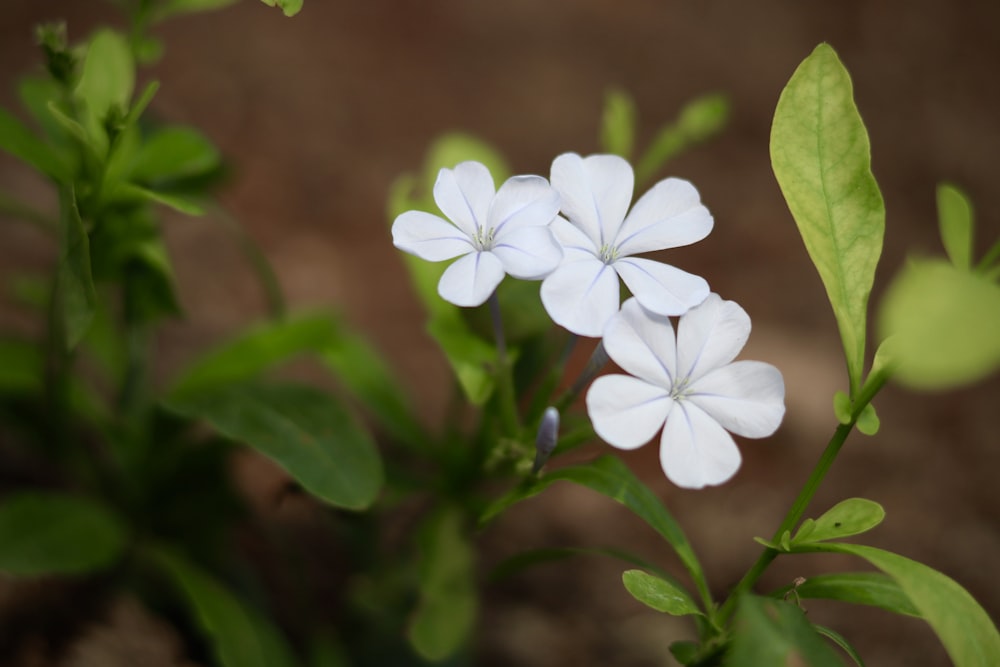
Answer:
[540, 258, 620, 337]
[688, 361, 785, 438]
[615, 178, 713, 255]
[660, 402, 741, 489]
[492, 226, 563, 279]
[587, 374, 672, 450]
[602, 297, 677, 387]
[550, 216, 600, 260]
[392, 210, 474, 261]
[491, 175, 560, 235]
[437, 251, 505, 307]
[433, 162, 494, 238]
[551, 153, 633, 247]
[615, 257, 710, 317]
[676, 294, 750, 381]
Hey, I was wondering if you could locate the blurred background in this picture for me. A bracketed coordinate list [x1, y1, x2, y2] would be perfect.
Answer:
[1, 1, 998, 665]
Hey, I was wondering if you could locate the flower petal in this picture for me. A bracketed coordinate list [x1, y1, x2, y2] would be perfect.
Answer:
[676, 294, 750, 381]
[587, 374, 672, 450]
[688, 360, 786, 438]
[491, 175, 560, 235]
[602, 297, 677, 386]
[614, 178, 714, 256]
[392, 210, 474, 261]
[550, 215, 599, 259]
[437, 251, 505, 307]
[540, 257, 621, 336]
[615, 257, 710, 316]
[660, 402, 742, 489]
[551, 153, 633, 247]
[492, 225, 563, 279]
[433, 161, 495, 237]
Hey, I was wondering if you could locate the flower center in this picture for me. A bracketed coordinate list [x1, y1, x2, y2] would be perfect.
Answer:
[598, 243, 620, 264]
[472, 226, 496, 251]
[670, 376, 691, 401]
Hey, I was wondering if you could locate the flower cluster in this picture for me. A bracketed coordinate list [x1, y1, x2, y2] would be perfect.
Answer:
[391, 153, 785, 488]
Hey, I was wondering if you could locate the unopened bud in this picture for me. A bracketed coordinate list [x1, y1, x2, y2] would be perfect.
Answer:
[531, 407, 560, 474]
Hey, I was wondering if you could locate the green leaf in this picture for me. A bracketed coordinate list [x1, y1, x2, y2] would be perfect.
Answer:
[260, 0, 304, 17]
[18, 76, 70, 146]
[130, 126, 221, 184]
[878, 258, 1000, 389]
[0, 106, 70, 181]
[153, 0, 241, 22]
[169, 315, 339, 397]
[481, 456, 708, 604]
[111, 182, 204, 215]
[0, 338, 43, 394]
[937, 183, 974, 270]
[855, 402, 879, 435]
[814, 624, 866, 666]
[622, 569, 700, 616]
[56, 187, 97, 350]
[408, 506, 476, 661]
[771, 43, 885, 396]
[792, 498, 885, 545]
[635, 93, 729, 185]
[149, 548, 299, 667]
[426, 311, 498, 405]
[729, 595, 843, 667]
[773, 572, 919, 617]
[75, 29, 135, 119]
[165, 383, 383, 510]
[600, 89, 636, 159]
[0, 493, 126, 576]
[833, 390, 852, 424]
[799, 543, 1000, 667]
[422, 133, 510, 193]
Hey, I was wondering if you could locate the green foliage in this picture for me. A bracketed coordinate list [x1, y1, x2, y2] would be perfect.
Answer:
[729, 594, 843, 667]
[791, 498, 885, 546]
[0, 106, 71, 181]
[621, 569, 701, 616]
[937, 183, 974, 270]
[130, 126, 221, 185]
[260, 0, 305, 17]
[56, 186, 98, 349]
[878, 259, 1000, 388]
[797, 543, 1000, 666]
[150, 548, 300, 667]
[0, 492, 126, 576]
[165, 383, 384, 510]
[407, 506, 477, 661]
[771, 43, 885, 396]
[152, 0, 242, 22]
[481, 455, 708, 609]
[772, 572, 920, 617]
[600, 89, 637, 159]
[635, 93, 729, 185]
[813, 625, 866, 667]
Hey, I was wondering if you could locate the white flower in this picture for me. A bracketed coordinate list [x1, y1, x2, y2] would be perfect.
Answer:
[540, 153, 714, 337]
[586, 295, 785, 489]
[392, 161, 563, 307]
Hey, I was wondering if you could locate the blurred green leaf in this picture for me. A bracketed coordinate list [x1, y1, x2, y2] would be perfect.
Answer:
[937, 183, 974, 270]
[153, 0, 241, 22]
[878, 258, 1000, 389]
[481, 455, 707, 604]
[18, 76, 71, 147]
[622, 569, 700, 616]
[112, 182, 204, 215]
[635, 93, 728, 184]
[165, 383, 383, 510]
[260, 0, 304, 17]
[426, 311, 497, 405]
[600, 89, 636, 159]
[0, 493, 126, 576]
[149, 548, 300, 667]
[814, 624, 866, 667]
[729, 594, 843, 667]
[407, 506, 477, 661]
[422, 133, 510, 193]
[771, 43, 885, 396]
[56, 187, 97, 350]
[0, 106, 71, 181]
[75, 29, 134, 119]
[0, 338, 43, 394]
[130, 126, 220, 184]
[772, 572, 920, 617]
[792, 497, 885, 545]
[799, 543, 1000, 667]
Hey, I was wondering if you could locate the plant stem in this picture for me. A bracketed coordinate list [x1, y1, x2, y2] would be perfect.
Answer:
[488, 291, 519, 436]
[553, 340, 608, 412]
[715, 369, 891, 623]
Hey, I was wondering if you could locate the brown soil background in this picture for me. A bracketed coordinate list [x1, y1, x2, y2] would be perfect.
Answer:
[1, 1, 999, 665]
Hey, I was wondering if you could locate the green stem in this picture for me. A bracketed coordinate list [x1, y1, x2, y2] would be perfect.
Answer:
[715, 370, 890, 623]
[488, 291, 519, 436]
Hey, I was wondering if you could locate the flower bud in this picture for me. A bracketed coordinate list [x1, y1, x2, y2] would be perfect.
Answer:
[531, 407, 560, 474]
